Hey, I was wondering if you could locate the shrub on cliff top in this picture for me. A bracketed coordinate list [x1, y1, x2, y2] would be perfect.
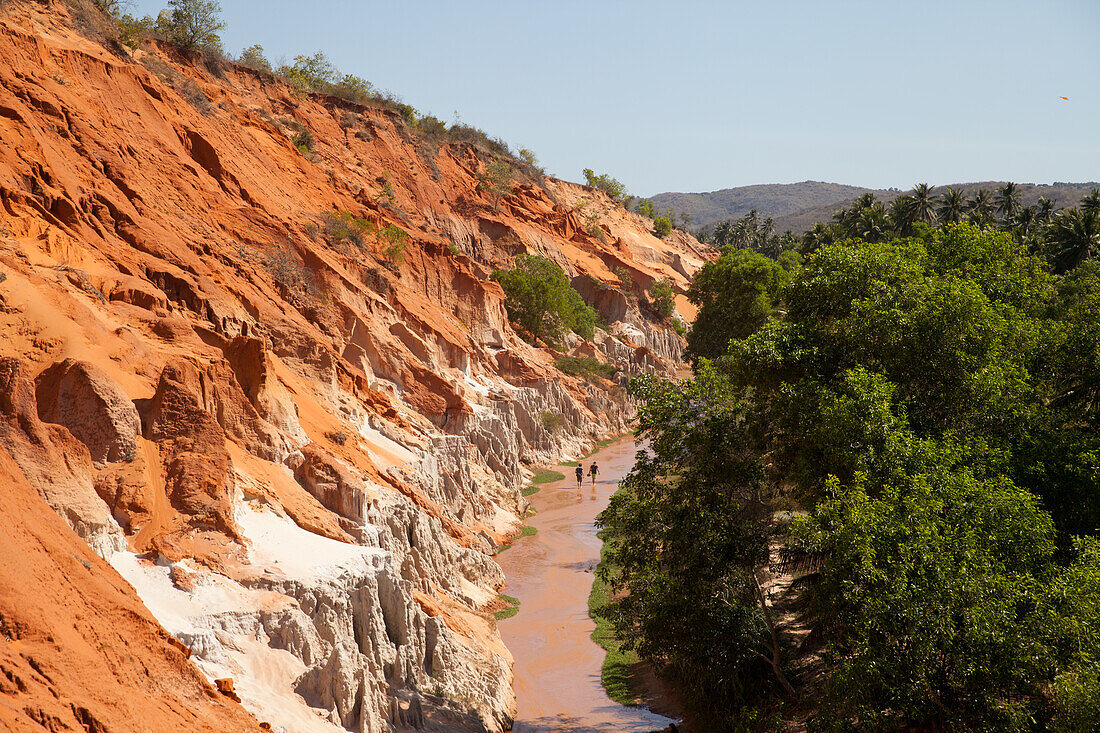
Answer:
[238, 44, 272, 72]
[492, 254, 597, 346]
[278, 52, 338, 93]
[583, 168, 629, 207]
[161, 0, 225, 53]
[477, 159, 514, 212]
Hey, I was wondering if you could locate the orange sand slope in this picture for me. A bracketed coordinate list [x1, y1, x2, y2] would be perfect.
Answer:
[0, 447, 264, 732]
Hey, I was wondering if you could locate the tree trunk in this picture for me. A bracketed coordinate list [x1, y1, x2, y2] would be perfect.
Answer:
[752, 569, 797, 697]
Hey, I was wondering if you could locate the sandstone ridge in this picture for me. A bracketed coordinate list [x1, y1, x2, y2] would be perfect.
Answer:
[0, 2, 710, 731]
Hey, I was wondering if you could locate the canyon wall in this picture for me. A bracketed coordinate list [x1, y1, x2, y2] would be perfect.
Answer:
[0, 2, 710, 730]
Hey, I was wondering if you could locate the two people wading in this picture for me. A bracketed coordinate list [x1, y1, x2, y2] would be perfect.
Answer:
[576, 462, 599, 489]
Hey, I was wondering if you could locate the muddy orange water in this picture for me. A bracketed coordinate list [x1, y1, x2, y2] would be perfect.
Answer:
[496, 437, 676, 732]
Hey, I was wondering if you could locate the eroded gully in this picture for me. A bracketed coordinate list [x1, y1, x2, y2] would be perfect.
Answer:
[495, 436, 676, 732]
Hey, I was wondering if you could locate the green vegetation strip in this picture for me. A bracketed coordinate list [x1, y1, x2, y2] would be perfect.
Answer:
[588, 527, 643, 706]
[531, 469, 565, 485]
[521, 485, 540, 497]
[495, 594, 521, 621]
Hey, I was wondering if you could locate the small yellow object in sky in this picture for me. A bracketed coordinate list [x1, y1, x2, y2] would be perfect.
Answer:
[1059, 96, 1070, 101]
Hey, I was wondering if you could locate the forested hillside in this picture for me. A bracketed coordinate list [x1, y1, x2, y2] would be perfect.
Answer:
[598, 191, 1100, 729]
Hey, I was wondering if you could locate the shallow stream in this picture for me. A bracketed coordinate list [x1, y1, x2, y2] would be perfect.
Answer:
[495, 437, 675, 732]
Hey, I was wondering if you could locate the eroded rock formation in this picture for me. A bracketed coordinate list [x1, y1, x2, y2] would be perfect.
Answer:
[0, 2, 711, 730]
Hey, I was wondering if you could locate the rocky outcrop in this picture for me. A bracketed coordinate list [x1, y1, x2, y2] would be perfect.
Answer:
[35, 358, 141, 464]
[0, 357, 127, 559]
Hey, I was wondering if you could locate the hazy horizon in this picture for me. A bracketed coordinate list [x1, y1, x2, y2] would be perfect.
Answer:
[128, 1, 1100, 196]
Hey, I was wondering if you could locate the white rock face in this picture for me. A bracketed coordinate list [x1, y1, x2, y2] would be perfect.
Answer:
[113, 498, 513, 733]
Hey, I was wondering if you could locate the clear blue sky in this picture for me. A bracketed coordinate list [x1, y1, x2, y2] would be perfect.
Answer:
[130, 1, 1099, 196]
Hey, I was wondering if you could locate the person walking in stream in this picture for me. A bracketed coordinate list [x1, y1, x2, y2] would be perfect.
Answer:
[575, 464, 584, 490]
[589, 462, 599, 487]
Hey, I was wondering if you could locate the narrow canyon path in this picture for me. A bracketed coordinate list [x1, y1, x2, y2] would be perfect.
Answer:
[496, 437, 676, 733]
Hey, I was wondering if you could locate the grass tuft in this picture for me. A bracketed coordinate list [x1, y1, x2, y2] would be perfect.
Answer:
[522, 485, 540, 497]
[531, 469, 565, 484]
[494, 594, 521, 621]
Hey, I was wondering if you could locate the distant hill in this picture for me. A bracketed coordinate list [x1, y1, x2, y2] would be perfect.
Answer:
[651, 181, 875, 231]
[652, 181, 1100, 235]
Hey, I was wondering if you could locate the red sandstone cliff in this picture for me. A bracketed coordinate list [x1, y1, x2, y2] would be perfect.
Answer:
[0, 2, 711, 730]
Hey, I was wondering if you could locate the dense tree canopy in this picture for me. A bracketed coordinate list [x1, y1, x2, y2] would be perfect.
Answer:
[685, 247, 790, 363]
[599, 224, 1100, 730]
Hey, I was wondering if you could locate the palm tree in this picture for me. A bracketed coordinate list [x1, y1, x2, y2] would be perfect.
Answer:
[802, 222, 837, 253]
[1036, 196, 1056, 223]
[909, 183, 937, 225]
[1083, 187, 1100, 215]
[1045, 208, 1100, 273]
[854, 192, 877, 210]
[1012, 206, 1040, 249]
[937, 187, 967, 224]
[855, 203, 890, 243]
[712, 219, 736, 248]
[889, 196, 916, 236]
[969, 189, 995, 229]
[995, 182, 1021, 223]
[834, 193, 876, 238]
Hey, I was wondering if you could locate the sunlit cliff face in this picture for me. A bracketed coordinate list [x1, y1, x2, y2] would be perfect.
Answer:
[0, 2, 710, 730]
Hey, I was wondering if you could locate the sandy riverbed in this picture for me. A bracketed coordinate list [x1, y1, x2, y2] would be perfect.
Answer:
[495, 437, 676, 732]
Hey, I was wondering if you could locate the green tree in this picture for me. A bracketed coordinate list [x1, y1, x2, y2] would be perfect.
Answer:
[853, 201, 890, 242]
[582, 168, 628, 205]
[518, 148, 543, 175]
[1081, 187, 1100, 216]
[1037, 196, 1057, 222]
[801, 462, 1059, 730]
[996, 181, 1022, 223]
[161, 0, 224, 53]
[801, 222, 840, 253]
[968, 188, 995, 228]
[647, 276, 676, 318]
[634, 198, 657, 219]
[1012, 205, 1041, 247]
[605, 222, 1100, 729]
[331, 74, 374, 104]
[597, 367, 795, 726]
[278, 52, 337, 92]
[888, 195, 916, 236]
[491, 254, 596, 344]
[685, 247, 789, 363]
[651, 214, 672, 238]
[377, 224, 408, 266]
[238, 44, 271, 72]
